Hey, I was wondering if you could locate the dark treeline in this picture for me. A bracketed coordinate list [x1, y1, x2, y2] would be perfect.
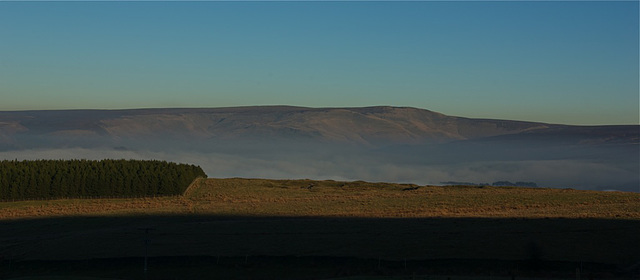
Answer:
[0, 159, 207, 201]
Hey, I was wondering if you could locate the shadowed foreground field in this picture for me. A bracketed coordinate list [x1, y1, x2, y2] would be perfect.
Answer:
[0, 178, 639, 279]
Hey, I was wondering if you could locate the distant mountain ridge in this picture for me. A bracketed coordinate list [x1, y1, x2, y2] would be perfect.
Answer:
[0, 106, 638, 191]
[0, 106, 636, 151]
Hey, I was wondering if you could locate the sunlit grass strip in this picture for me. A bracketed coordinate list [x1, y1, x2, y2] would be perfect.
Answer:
[0, 178, 638, 220]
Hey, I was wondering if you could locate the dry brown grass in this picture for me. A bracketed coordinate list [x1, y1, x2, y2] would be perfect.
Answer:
[1, 178, 638, 267]
[1, 178, 638, 220]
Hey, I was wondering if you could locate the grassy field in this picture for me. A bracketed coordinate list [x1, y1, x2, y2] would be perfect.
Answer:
[0, 178, 639, 279]
[1, 178, 639, 219]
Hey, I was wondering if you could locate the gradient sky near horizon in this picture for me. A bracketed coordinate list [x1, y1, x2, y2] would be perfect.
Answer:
[1, 1, 638, 125]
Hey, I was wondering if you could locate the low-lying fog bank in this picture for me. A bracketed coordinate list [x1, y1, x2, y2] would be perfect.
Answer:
[1, 142, 637, 192]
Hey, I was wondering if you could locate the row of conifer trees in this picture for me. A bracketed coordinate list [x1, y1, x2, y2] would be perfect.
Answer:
[0, 159, 207, 201]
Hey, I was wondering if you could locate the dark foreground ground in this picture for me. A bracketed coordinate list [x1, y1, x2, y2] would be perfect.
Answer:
[0, 215, 639, 279]
[1, 256, 633, 280]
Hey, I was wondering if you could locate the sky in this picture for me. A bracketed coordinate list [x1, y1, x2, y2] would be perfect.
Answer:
[0, 1, 638, 125]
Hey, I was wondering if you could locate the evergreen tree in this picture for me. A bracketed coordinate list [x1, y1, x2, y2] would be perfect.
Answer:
[0, 159, 206, 201]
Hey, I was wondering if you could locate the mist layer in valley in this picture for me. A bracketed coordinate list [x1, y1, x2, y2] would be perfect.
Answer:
[0, 106, 637, 192]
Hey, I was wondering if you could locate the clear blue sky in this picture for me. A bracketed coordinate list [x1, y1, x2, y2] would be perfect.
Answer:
[1, 1, 638, 125]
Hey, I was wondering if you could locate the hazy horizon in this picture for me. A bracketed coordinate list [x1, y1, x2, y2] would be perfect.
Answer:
[1, 1, 638, 125]
[1, 1, 638, 192]
[0, 107, 637, 192]
[0, 104, 637, 127]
